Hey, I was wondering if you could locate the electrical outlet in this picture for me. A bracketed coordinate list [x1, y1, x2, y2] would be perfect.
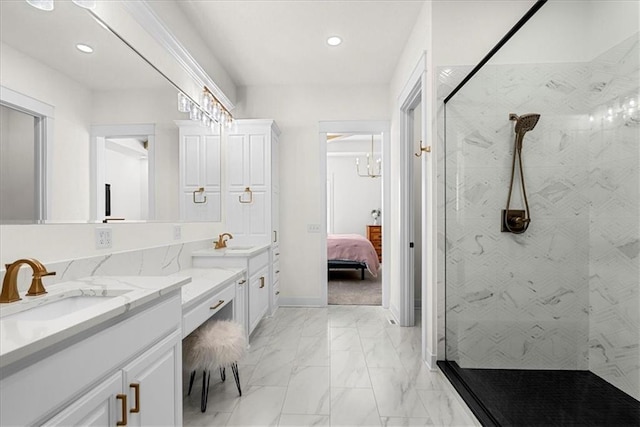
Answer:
[307, 224, 321, 233]
[173, 225, 182, 240]
[96, 227, 112, 249]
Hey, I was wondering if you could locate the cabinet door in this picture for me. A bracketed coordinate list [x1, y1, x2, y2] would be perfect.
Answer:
[123, 332, 182, 427]
[248, 268, 270, 334]
[43, 372, 122, 427]
[179, 125, 221, 222]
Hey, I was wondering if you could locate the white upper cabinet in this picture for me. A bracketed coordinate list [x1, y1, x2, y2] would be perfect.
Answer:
[225, 120, 280, 244]
[178, 120, 222, 222]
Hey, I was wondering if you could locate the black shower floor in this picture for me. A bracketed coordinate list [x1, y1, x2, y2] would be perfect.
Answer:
[438, 361, 640, 427]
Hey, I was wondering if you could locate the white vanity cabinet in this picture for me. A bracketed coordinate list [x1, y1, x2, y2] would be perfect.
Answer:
[44, 331, 181, 427]
[177, 120, 221, 222]
[1, 292, 183, 427]
[192, 246, 271, 337]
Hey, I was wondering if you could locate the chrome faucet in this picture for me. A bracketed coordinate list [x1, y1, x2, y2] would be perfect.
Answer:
[0, 258, 56, 303]
[214, 233, 233, 249]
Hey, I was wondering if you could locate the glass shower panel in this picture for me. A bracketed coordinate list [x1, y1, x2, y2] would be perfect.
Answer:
[444, 0, 639, 400]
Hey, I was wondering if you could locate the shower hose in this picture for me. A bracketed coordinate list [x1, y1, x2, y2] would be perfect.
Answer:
[504, 136, 531, 234]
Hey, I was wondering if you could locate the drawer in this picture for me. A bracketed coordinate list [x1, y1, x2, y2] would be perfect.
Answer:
[368, 229, 381, 239]
[183, 283, 235, 337]
[249, 249, 270, 272]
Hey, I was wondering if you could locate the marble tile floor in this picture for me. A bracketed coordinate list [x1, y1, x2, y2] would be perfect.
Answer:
[183, 306, 479, 427]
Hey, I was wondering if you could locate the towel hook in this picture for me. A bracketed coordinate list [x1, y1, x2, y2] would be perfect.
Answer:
[239, 187, 253, 204]
[414, 140, 431, 157]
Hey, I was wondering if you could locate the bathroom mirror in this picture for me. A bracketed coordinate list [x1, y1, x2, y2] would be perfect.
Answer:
[0, 1, 220, 223]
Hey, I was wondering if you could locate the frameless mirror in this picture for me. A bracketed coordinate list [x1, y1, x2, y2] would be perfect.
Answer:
[0, 0, 221, 223]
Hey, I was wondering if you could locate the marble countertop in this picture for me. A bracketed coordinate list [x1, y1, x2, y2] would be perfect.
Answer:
[170, 267, 245, 310]
[0, 275, 190, 369]
[192, 243, 270, 258]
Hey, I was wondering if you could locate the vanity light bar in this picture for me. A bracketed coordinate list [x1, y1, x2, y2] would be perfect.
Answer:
[177, 87, 234, 130]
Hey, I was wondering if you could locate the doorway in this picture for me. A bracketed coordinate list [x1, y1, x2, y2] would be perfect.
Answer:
[90, 124, 156, 222]
[319, 121, 390, 308]
[326, 132, 383, 305]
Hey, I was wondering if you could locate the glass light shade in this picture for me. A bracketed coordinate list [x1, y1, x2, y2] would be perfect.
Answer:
[177, 92, 190, 113]
[72, 0, 96, 10]
[189, 104, 201, 121]
[26, 0, 54, 11]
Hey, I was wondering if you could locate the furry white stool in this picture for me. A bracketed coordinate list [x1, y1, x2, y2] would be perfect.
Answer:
[183, 319, 246, 412]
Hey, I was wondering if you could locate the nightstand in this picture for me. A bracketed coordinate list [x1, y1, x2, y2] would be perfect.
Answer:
[366, 225, 382, 262]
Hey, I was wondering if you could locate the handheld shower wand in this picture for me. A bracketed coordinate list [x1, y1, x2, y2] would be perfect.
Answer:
[502, 113, 540, 234]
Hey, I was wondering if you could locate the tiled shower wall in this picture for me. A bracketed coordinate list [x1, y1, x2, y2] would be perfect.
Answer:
[441, 33, 639, 399]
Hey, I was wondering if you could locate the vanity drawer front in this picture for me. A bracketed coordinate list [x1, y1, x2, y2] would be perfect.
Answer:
[183, 283, 235, 337]
[249, 250, 269, 272]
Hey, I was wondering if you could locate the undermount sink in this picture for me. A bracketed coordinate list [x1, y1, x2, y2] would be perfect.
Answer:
[0, 289, 132, 322]
[225, 246, 255, 251]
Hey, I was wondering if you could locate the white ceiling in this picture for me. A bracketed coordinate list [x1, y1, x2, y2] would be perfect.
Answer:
[0, 1, 167, 91]
[176, 0, 425, 87]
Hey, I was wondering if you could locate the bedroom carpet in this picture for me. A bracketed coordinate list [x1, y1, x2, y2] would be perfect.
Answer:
[328, 268, 382, 305]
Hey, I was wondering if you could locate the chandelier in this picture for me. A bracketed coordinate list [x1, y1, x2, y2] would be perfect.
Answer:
[355, 136, 381, 178]
[178, 86, 234, 131]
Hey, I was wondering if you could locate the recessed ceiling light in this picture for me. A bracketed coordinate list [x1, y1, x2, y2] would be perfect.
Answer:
[76, 43, 94, 54]
[327, 36, 342, 46]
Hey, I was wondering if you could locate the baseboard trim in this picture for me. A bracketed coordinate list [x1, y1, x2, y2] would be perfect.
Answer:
[424, 349, 437, 370]
[279, 296, 326, 307]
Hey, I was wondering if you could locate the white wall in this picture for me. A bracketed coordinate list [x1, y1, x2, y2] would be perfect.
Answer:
[105, 146, 146, 220]
[327, 137, 382, 235]
[0, 42, 93, 221]
[389, 0, 537, 362]
[236, 84, 389, 302]
[0, 106, 35, 222]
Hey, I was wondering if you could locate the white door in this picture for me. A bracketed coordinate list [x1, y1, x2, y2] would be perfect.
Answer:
[43, 372, 122, 427]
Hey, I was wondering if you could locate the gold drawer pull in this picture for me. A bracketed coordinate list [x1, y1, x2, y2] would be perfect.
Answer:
[259, 277, 265, 289]
[238, 279, 246, 284]
[130, 383, 140, 413]
[116, 394, 128, 426]
[210, 300, 225, 310]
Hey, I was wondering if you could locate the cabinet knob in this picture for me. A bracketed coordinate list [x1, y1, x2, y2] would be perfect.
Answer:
[276, 291, 280, 295]
[275, 270, 280, 274]
[116, 394, 128, 426]
[130, 383, 140, 413]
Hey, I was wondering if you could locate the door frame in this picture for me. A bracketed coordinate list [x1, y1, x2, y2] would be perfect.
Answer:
[399, 52, 438, 368]
[319, 120, 391, 309]
[90, 124, 156, 222]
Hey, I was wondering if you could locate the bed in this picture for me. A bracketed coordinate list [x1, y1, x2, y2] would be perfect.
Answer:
[327, 234, 380, 280]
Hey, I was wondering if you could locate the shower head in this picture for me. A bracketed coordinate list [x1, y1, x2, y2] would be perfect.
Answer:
[514, 113, 540, 135]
